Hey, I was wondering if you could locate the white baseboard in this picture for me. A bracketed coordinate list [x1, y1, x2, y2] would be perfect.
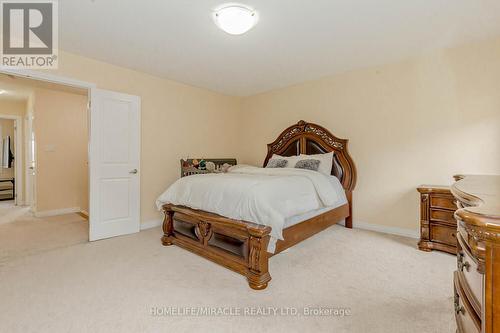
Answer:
[35, 207, 81, 218]
[339, 219, 419, 239]
[140, 219, 162, 230]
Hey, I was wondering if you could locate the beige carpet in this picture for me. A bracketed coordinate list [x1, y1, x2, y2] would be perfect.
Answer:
[0, 213, 88, 264]
[0, 225, 456, 333]
[0, 201, 31, 225]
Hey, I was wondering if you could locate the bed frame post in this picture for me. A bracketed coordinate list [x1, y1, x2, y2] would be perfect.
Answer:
[246, 230, 272, 290]
[161, 208, 174, 246]
[345, 190, 353, 229]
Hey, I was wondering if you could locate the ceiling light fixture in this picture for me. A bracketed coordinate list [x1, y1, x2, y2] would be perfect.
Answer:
[213, 4, 258, 35]
[0, 90, 6, 94]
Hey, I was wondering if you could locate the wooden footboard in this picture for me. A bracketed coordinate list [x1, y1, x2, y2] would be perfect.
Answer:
[161, 202, 350, 290]
[161, 204, 272, 290]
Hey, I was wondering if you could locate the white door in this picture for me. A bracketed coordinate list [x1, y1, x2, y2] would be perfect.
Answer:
[89, 89, 141, 241]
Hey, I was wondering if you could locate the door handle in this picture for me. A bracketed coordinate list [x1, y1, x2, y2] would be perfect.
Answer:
[129, 169, 138, 174]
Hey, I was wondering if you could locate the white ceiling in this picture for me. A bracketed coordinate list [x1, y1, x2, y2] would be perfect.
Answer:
[60, 0, 500, 96]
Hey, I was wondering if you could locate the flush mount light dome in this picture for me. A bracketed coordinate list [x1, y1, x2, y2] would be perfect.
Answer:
[214, 4, 258, 35]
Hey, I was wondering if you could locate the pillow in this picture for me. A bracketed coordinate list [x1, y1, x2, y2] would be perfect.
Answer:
[271, 152, 333, 175]
[295, 159, 320, 171]
[266, 159, 288, 168]
[299, 152, 333, 175]
[271, 154, 302, 167]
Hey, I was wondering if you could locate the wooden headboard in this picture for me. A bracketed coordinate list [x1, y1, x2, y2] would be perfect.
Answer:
[263, 120, 357, 192]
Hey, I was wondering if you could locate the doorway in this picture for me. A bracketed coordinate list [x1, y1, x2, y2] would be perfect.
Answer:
[0, 115, 20, 204]
[0, 69, 141, 245]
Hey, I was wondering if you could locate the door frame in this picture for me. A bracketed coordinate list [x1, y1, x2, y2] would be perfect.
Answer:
[1, 69, 142, 240]
[24, 108, 34, 209]
[0, 68, 98, 228]
[0, 68, 96, 91]
[0, 113, 22, 205]
[1, 69, 95, 213]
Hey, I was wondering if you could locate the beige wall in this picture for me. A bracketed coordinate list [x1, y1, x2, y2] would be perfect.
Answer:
[0, 99, 26, 117]
[33, 88, 88, 213]
[30, 36, 499, 232]
[239, 37, 500, 233]
[39, 50, 241, 223]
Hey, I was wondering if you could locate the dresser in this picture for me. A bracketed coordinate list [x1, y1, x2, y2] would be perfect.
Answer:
[417, 185, 458, 254]
[0, 178, 14, 201]
[451, 175, 500, 333]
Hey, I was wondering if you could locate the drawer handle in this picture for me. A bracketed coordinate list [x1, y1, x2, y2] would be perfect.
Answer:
[457, 253, 470, 272]
[454, 295, 465, 315]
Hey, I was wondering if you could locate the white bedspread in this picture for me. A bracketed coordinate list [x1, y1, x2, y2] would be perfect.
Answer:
[155, 165, 347, 252]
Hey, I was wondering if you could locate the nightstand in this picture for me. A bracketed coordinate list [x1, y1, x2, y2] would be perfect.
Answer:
[417, 185, 457, 255]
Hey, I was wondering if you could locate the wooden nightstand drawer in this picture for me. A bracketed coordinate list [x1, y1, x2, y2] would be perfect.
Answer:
[418, 185, 458, 254]
[430, 208, 456, 224]
[430, 195, 456, 210]
[430, 223, 457, 246]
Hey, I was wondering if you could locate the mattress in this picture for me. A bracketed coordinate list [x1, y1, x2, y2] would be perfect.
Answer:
[157, 165, 348, 252]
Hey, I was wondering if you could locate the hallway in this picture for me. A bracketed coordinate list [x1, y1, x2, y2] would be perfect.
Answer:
[0, 210, 88, 265]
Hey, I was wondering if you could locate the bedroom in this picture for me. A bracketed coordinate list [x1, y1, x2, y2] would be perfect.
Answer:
[0, 1, 499, 332]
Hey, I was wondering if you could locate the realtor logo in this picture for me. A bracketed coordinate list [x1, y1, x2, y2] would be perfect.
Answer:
[1, 0, 58, 68]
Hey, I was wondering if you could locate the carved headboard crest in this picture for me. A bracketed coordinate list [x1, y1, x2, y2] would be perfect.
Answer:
[270, 120, 345, 151]
[263, 120, 357, 192]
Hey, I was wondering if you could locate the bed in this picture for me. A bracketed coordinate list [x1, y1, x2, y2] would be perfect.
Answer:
[158, 120, 357, 290]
